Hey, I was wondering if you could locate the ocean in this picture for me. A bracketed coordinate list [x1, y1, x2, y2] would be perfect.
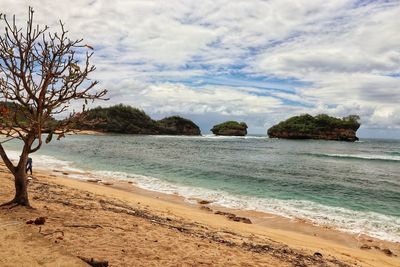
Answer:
[2, 135, 400, 242]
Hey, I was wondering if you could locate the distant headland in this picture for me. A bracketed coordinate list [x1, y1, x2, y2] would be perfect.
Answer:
[267, 114, 361, 142]
[75, 104, 201, 136]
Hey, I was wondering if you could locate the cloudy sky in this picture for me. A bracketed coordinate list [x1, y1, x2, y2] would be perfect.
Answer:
[2, 0, 400, 137]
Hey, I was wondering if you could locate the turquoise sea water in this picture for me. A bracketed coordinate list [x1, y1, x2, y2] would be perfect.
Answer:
[2, 135, 400, 241]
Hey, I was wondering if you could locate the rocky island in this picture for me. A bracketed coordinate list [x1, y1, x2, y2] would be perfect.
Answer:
[76, 104, 201, 135]
[157, 116, 201, 136]
[267, 114, 360, 141]
[211, 121, 248, 136]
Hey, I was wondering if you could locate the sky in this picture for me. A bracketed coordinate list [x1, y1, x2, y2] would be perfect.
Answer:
[1, 0, 400, 137]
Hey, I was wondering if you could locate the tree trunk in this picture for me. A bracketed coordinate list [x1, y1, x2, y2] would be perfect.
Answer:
[0, 167, 30, 207]
[0, 135, 34, 208]
[12, 168, 30, 206]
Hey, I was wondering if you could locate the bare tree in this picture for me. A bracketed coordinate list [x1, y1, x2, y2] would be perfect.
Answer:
[0, 7, 107, 207]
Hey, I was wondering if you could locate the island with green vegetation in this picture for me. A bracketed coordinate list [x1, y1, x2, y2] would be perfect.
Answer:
[0, 101, 58, 132]
[156, 116, 201, 136]
[76, 104, 201, 135]
[211, 121, 248, 136]
[267, 114, 360, 141]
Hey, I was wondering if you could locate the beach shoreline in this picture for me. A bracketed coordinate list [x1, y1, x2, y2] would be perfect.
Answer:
[74, 169, 399, 249]
[0, 162, 399, 266]
[48, 162, 399, 246]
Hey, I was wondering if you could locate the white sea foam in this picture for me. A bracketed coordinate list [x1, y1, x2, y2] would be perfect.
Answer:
[4, 150, 400, 242]
[318, 153, 400, 161]
[153, 134, 268, 140]
[201, 134, 268, 140]
[6, 150, 73, 169]
[94, 170, 400, 242]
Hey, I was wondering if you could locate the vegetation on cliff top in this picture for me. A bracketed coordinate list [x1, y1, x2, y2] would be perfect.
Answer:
[211, 121, 248, 136]
[76, 104, 201, 135]
[0, 102, 27, 125]
[157, 116, 200, 135]
[268, 114, 360, 135]
[79, 104, 157, 134]
[0, 102, 58, 131]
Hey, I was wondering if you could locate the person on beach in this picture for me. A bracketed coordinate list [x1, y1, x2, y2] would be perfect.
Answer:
[26, 157, 33, 175]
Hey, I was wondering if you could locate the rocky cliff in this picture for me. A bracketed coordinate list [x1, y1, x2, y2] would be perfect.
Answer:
[157, 116, 201, 135]
[267, 114, 360, 142]
[76, 104, 201, 135]
[211, 121, 248, 136]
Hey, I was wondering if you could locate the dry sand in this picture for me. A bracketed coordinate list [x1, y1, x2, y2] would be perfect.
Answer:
[0, 217, 87, 267]
[0, 163, 399, 267]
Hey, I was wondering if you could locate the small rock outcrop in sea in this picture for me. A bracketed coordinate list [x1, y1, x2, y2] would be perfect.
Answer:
[157, 116, 201, 135]
[267, 114, 360, 142]
[75, 104, 201, 135]
[211, 121, 248, 136]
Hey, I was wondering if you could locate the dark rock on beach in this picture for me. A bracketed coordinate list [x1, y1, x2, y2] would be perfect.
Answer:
[313, 252, 323, 258]
[214, 211, 252, 224]
[27, 217, 46, 225]
[200, 206, 212, 212]
[197, 200, 212, 205]
[382, 248, 394, 256]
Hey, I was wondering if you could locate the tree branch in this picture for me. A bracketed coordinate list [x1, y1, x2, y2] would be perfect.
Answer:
[0, 6, 107, 156]
[0, 144, 16, 174]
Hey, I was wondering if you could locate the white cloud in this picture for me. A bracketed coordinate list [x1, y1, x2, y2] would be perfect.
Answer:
[102, 81, 282, 115]
[1, 0, 400, 135]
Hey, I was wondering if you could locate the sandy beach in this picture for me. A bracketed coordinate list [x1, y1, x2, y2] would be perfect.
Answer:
[0, 162, 399, 267]
[1, 0, 400, 266]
